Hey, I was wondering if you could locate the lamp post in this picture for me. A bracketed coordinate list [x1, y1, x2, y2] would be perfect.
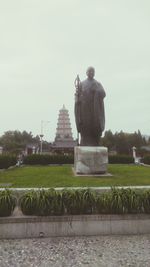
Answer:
[40, 120, 50, 154]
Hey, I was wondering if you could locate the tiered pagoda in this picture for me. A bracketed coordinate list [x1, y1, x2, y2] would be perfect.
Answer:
[52, 105, 77, 153]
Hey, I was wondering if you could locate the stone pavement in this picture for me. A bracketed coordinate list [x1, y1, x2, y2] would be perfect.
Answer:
[0, 235, 150, 267]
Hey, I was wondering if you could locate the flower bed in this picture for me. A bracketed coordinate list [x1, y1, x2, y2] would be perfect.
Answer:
[0, 188, 150, 217]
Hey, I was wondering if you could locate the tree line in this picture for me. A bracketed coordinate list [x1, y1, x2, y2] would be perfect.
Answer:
[101, 130, 149, 155]
[0, 131, 42, 154]
[0, 130, 149, 155]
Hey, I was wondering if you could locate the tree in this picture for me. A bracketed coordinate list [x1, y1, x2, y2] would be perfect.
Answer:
[0, 131, 40, 154]
[115, 131, 130, 154]
[101, 130, 148, 155]
[101, 130, 115, 150]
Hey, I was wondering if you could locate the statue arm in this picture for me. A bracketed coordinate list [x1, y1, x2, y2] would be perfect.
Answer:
[97, 82, 106, 99]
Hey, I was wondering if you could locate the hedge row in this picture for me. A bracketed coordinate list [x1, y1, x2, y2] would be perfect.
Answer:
[23, 154, 134, 165]
[1, 188, 150, 217]
[108, 155, 134, 164]
[143, 156, 150, 165]
[0, 155, 17, 169]
[23, 154, 74, 165]
[1, 153, 149, 168]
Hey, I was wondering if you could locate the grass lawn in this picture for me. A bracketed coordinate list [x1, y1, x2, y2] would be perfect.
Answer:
[0, 164, 150, 188]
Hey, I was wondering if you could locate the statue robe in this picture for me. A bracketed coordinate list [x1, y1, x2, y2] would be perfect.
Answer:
[75, 78, 106, 146]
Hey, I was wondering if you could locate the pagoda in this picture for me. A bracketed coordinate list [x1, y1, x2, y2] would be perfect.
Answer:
[52, 105, 77, 153]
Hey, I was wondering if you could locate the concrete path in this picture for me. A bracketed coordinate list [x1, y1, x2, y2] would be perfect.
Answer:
[0, 185, 150, 191]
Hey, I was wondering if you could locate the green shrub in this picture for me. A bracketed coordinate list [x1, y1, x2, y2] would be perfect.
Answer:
[108, 155, 134, 164]
[23, 154, 135, 165]
[20, 189, 64, 216]
[51, 190, 64, 215]
[81, 189, 97, 214]
[20, 190, 38, 215]
[19, 188, 150, 216]
[121, 188, 142, 214]
[35, 189, 64, 216]
[61, 189, 83, 215]
[35, 189, 51, 216]
[110, 188, 125, 214]
[96, 192, 112, 214]
[143, 155, 150, 165]
[110, 188, 142, 214]
[0, 190, 16, 217]
[61, 189, 96, 215]
[0, 155, 17, 169]
[23, 154, 74, 165]
[142, 190, 150, 213]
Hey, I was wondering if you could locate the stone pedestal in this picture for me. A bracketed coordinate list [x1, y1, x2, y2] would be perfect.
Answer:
[74, 146, 108, 175]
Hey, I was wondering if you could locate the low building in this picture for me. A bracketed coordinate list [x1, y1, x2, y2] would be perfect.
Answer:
[25, 144, 39, 155]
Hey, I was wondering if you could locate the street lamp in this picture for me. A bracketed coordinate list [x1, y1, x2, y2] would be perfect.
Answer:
[40, 120, 50, 154]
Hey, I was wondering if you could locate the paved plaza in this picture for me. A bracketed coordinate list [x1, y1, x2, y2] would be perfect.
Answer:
[0, 235, 150, 267]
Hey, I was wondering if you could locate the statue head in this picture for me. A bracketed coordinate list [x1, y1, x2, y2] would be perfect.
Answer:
[86, 66, 95, 79]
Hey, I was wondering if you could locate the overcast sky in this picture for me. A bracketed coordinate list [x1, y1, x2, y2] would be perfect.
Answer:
[0, 0, 149, 141]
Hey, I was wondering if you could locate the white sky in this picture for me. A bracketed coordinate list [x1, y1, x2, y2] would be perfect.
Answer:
[0, 0, 149, 141]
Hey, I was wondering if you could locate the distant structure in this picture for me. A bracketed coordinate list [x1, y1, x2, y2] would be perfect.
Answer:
[25, 144, 39, 155]
[51, 105, 77, 154]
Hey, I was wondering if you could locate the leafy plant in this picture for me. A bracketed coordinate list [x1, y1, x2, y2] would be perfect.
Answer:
[96, 192, 112, 214]
[0, 189, 16, 217]
[110, 188, 124, 214]
[61, 189, 83, 215]
[142, 190, 150, 213]
[36, 189, 64, 216]
[61, 189, 96, 215]
[35, 189, 51, 216]
[96, 188, 143, 214]
[121, 188, 142, 214]
[51, 190, 64, 215]
[20, 190, 38, 215]
[81, 189, 96, 214]
[19, 188, 150, 216]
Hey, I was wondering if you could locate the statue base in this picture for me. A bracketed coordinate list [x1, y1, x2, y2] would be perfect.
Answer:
[74, 146, 108, 175]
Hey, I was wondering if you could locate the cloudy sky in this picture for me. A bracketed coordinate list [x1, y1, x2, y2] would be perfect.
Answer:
[0, 0, 149, 141]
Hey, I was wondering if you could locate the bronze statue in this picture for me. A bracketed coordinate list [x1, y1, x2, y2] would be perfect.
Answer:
[74, 67, 106, 146]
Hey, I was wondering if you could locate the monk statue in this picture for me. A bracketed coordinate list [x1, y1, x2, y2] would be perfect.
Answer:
[74, 67, 106, 146]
